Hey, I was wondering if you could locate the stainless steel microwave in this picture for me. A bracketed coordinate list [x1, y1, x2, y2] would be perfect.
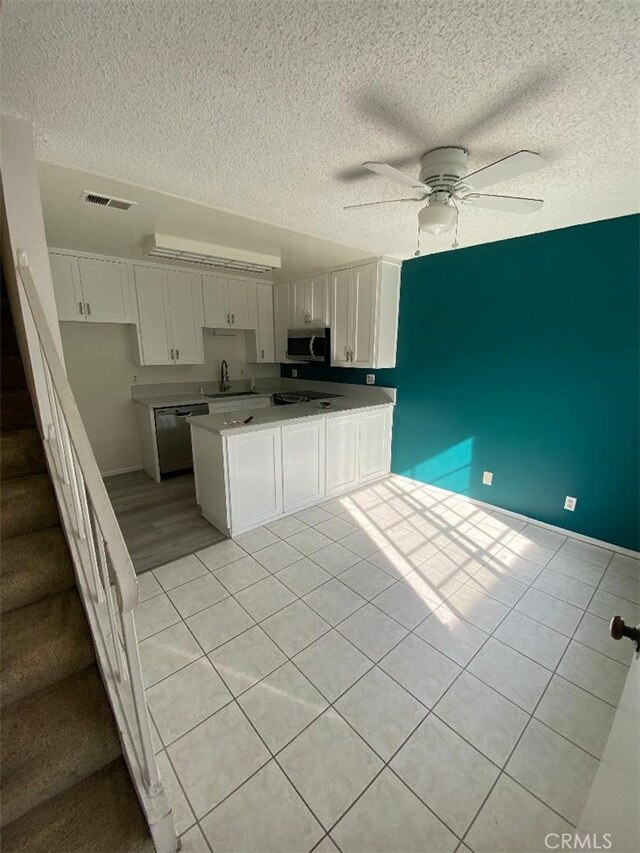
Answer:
[286, 328, 330, 362]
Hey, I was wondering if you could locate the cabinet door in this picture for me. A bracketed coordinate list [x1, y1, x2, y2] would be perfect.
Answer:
[255, 283, 275, 362]
[290, 279, 308, 327]
[77, 258, 132, 323]
[202, 275, 229, 328]
[166, 270, 204, 364]
[226, 428, 283, 531]
[227, 280, 253, 329]
[330, 269, 351, 366]
[351, 264, 377, 367]
[282, 419, 325, 511]
[133, 267, 173, 364]
[273, 283, 290, 362]
[49, 254, 84, 321]
[308, 274, 329, 325]
[325, 414, 359, 496]
[359, 407, 392, 482]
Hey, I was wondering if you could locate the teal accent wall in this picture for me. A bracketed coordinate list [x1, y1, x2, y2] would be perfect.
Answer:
[281, 214, 640, 551]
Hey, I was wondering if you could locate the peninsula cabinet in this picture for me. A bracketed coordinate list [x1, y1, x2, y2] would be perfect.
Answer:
[330, 259, 401, 369]
[202, 275, 255, 330]
[49, 252, 134, 323]
[190, 404, 393, 536]
[132, 266, 204, 365]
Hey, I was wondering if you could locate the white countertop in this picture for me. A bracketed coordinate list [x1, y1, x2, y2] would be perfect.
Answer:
[133, 391, 274, 410]
[187, 390, 394, 436]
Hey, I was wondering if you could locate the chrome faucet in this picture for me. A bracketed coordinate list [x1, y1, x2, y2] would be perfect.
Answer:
[220, 360, 231, 392]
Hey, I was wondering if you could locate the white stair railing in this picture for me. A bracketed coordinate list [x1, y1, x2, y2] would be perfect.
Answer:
[14, 250, 177, 853]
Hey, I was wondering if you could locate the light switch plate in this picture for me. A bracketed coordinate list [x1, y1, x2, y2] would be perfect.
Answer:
[366, 374, 375, 385]
[482, 471, 493, 486]
[564, 496, 577, 511]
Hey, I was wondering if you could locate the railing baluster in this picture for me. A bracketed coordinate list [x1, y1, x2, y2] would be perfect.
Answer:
[64, 425, 87, 539]
[95, 525, 127, 683]
[78, 482, 106, 604]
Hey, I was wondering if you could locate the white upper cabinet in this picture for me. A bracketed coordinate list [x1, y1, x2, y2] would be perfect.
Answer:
[133, 266, 204, 365]
[289, 274, 329, 328]
[165, 270, 204, 364]
[273, 282, 290, 363]
[202, 275, 255, 330]
[50, 253, 83, 321]
[330, 260, 400, 369]
[246, 282, 275, 363]
[202, 275, 228, 328]
[49, 252, 133, 323]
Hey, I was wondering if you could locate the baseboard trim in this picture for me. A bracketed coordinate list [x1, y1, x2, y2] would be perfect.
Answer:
[395, 475, 640, 559]
[102, 465, 144, 479]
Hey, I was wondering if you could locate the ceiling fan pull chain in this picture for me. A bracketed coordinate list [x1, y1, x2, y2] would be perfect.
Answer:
[451, 198, 460, 249]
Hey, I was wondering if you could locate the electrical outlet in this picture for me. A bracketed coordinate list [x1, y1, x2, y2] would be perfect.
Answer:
[482, 471, 493, 486]
[564, 496, 577, 511]
[292, 369, 298, 378]
[366, 374, 375, 385]
[132, 374, 138, 384]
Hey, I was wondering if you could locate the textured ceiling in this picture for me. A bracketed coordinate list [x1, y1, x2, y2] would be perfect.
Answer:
[2, 0, 639, 260]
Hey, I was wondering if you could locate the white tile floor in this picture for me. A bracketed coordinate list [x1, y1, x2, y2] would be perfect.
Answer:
[137, 475, 639, 853]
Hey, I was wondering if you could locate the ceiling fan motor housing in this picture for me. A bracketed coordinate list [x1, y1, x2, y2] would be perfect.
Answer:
[419, 147, 469, 193]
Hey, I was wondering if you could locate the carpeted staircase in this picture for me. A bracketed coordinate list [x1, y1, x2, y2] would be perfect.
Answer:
[0, 291, 154, 851]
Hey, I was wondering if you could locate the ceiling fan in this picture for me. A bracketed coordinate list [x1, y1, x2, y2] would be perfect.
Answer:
[344, 147, 544, 238]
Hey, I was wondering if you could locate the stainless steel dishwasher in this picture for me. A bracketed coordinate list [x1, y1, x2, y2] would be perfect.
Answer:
[154, 403, 209, 477]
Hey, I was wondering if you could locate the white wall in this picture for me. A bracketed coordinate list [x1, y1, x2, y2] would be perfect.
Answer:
[60, 323, 279, 476]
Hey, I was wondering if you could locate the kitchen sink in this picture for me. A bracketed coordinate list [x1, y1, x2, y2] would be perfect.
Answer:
[204, 391, 259, 399]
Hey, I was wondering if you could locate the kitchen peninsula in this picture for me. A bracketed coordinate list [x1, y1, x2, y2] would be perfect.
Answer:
[188, 384, 395, 536]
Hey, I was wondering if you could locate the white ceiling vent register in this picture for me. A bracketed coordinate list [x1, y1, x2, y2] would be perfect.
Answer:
[143, 234, 281, 273]
[80, 190, 137, 211]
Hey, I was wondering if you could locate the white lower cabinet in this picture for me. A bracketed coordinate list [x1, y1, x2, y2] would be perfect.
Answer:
[226, 428, 283, 531]
[358, 406, 392, 482]
[325, 414, 360, 497]
[191, 405, 393, 536]
[325, 406, 394, 496]
[282, 418, 325, 512]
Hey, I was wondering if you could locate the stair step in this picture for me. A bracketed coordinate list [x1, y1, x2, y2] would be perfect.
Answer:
[1, 527, 76, 614]
[1, 666, 123, 827]
[0, 388, 35, 430]
[0, 428, 46, 481]
[1, 758, 154, 852]
[1, 324, 20, 357]
[0, 356, 26, 389]
[1, 588, 95, 707]
[0, 472, 59, 540]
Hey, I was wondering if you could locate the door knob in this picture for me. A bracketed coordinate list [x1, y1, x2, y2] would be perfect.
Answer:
[610, 615, 640, 653]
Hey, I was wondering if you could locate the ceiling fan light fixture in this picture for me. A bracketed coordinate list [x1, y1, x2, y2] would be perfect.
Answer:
[418, 200, 458, 236]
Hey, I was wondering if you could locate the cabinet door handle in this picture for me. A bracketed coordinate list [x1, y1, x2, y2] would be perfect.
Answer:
[176, 349, 179, 360]
[231, 313, 235, 324]
[227, 313, 230, 325]
[78, 301, 84, 315]
[261, 349, 264, 359]
[170, 348, 175, 360]
[86, 302, 91, 316]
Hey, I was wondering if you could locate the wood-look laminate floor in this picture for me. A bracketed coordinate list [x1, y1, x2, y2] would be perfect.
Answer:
[104, 470, 225, 574]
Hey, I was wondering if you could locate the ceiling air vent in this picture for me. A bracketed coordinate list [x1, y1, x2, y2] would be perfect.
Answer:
[81, 191, 137, 211]
[143, 234, 281, 274]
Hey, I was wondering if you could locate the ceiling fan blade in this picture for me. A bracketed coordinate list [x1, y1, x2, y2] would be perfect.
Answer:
[343, 197, 422, 210]
[461, 193, 544, 213]
[362, 162, 431, 191]
[455, 151, 544, 192]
